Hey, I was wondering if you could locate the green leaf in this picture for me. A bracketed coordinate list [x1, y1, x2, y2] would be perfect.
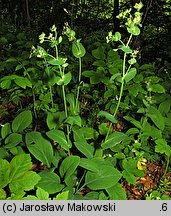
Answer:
[48, 58, 65, 65]
[85, 165, 122, 190]
[74, 141, 94, 158]
[127, 24, 140, 36]
[112, 32, 121, 41]
[78, 127, 98, 140]
[150, 84, 165, 93]
[1, 123, 11, 139]
[124, 116, 142, 130]
[55, 72, 72, 86]
[54, 191, 69, 200]
[93, 60, 106, 67]
[0, 80, 11, 89]
[8, 154, 41, 193]
[101, 132, 127, 150]
[26, 132, 54, 167]
[37, 171, 64, 194]
[12, 110, 32, 132]
[122, 158, 145, 185]
[66, 93, 78, 115]
[124, 68, 137, 83]
[46, 111, 65, 130]
[146, 106, 165, 130]
[14, 77, 32, 88]
[79, 158, 122, 190]
[6, 57, 18, 62]
[0, 189, 6, 199]
[98, 123, 109, 135]
[59, 156, 80, 181]
[92, 46, 105, 60]
[106, 183, 127, 200]
[97, 111, 117, 123]
[0, 159, 10, 188]
[128, 58, 136, 65]
[36, 187, 50, 200]
[119, 46, 132, 53]
[83, 191, 99, 200]
[23, 195, 38, 200]
[63, 72, 72, 86]
[46, 129, 71, 151]
[10, 171, 41, 194]
[72, 40, 86, 58]
[159, 100, 170, 115]
[122, 170, 136, 184]
[155, 139, 171, 157]
[79, 158, 101, 173]
[9, 154, 32, 181]
[65, 115, 81, 126]
[4, 133, 22, 149]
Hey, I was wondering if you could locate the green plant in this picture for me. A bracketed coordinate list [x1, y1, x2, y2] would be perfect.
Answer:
[0, 2, 170, 200]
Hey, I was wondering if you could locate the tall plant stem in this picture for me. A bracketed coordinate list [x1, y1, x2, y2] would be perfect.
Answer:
[105, 34, 132, 141]
[163, 156, 170, 178]
[55, 44, 70, 141]
[44, 58, 54, 108]
[23, 65, 37, 119]
[76, 57, 82, 113]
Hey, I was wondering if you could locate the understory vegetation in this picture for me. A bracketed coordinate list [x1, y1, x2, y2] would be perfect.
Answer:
[0, 0, 171, 200]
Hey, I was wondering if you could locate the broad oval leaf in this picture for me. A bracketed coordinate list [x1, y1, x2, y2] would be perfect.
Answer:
[85, 166, 122, 190]
[14, 77, 32, 89]
[37, 170, 64, 194]
[26, 132, 54, 167]
[124, 68, 137, 83]
[63, 72, 72, 86]
[5, 133, 22, 149]
[46, 129, 71, 151]
[12, 110, 32, 133]
[59, 156, 80, 180]
[101, 132, 127, 150]
[74, 141, 94, 158]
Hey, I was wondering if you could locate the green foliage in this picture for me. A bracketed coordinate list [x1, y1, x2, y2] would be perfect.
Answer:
[0, 2, 171, 200]
[0, 154, 40, 198]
